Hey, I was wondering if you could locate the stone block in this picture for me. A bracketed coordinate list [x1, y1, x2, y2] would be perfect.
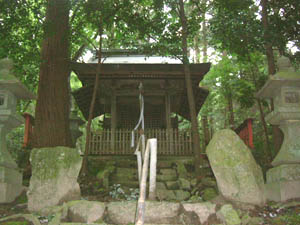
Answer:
[68, 200, 106, 223]
[267, 164, 300, 183]
[178, 178, 191, 190]
[182, 202, 216, 224]
[0, 182, 23, 203]
[265, 180, 300, 202]
[174, 190, 190, 201]
[157, 169, 177, 181]
[165, 181, 179, 190]
[216, 204, 241, 225]
[206, 129, 265, 205]
[202, 187, 218, 201]
[176, 162, 188, 178]
[107, 201, 181, 224]
[106, 201, 136, 224]
[27, 147, 82, 212]
[156, 189, 176, 201]
[265, 164, 300, 202]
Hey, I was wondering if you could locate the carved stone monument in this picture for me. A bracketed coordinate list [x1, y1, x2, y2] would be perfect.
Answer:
[256, 56, 300, 202]
[0, 58, 35, 203]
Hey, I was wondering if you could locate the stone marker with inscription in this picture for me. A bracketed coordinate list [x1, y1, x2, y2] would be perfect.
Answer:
[0, 58, 35, 203]
[256, 56, 300, 202]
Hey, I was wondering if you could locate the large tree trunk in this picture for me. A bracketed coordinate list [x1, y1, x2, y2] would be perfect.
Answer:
[178, 0, 204, 176]
[199, 15, 211, 148]
[260, 0, 283, 156]
[34, 0, 72, 147]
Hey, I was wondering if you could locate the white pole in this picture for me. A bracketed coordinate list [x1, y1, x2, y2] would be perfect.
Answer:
[135, 139, 152, 225]
[148, 139, 157, 200]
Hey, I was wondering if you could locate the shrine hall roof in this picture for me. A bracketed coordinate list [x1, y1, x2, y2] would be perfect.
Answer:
[70, 62, 211, 121]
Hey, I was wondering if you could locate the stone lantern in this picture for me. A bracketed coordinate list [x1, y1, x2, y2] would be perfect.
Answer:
[0, 58, 36, 203]
[256, 56, 300, 202]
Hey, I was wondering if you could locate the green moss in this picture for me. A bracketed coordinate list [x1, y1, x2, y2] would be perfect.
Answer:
[275, 72, 300, 79]
[176, 162, 188, 178]
[30, 146, 81, 181]
[15, 193, 27, 204]
[96, 162, 115, 189]
[2, 221, 30, 225]
[202, 187, 218, 201]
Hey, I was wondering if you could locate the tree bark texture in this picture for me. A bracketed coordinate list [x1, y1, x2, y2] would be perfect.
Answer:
[34, 0, 72, 147]
[260, 0, 283, 155]
[178, 0, 204, 175]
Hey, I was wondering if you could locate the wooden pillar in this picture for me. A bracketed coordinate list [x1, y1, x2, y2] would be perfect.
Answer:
[165, 92, 172, 129]
[165, 92, 172, 152]
[111, 90, 117, 150]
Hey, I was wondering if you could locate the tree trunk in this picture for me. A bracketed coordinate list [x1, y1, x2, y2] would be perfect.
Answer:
[199, 14, 210, 147]
[178, 0, 204, 176]
[260, 0, 276, 76]
[34, 0, 72, 148]
[81, 21, 103, 175]
[257, 98, 272, 163]
[202, 19, 208, 63]
[260, 0, 283, 156]
[227, 92, 235, 129]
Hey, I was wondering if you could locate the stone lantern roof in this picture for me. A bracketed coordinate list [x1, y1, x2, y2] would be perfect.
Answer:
[0, 58, 36, 100]
[256, 56, 300, 99]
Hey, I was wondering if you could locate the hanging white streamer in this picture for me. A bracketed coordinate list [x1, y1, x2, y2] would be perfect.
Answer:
[131, 83, 145, 148]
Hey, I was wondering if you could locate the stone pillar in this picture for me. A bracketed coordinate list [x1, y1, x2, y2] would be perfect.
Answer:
[256, 56, 300, 202]
[0, 58, 35, 203]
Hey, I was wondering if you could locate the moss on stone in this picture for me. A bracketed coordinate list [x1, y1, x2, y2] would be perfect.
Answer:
[275, 72, 300, 79]
[30, 146, 81, 181]
[96, 162, 115, 189]
[1, 221, 30, 225]
[202, 187, 218, 201]
[176, 162, 188, 178]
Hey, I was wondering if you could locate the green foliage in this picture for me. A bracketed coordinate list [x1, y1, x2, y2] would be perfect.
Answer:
[109, 184, 139, 201]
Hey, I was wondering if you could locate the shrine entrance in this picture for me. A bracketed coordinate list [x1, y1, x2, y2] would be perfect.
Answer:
[71, 62, 211, 155]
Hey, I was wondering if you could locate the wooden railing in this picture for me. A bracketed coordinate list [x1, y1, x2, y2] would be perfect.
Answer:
[89, 129, 193, 156]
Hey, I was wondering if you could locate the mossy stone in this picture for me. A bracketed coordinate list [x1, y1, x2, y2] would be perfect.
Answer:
[202, 187, 218, 201]
[217, 204, 241, 225]
[30, 146, 82, 181]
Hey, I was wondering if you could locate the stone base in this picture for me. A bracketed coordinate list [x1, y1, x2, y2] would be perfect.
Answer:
[266, 164, 300, 202]
[0, 166, 23, 203]
[27, 147, 82, 212]
[265, 180, 300, 202]
[0, 182, 23, 203]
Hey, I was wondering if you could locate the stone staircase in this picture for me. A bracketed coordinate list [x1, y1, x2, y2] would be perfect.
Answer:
[88, 155, 217, 201]
[108, 156, 195, 201]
